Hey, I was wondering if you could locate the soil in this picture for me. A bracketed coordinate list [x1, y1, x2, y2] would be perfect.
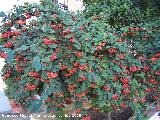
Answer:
[86, 108, 109, 120]
[110, 107, 133, 120]
[78, 107, 134, 120]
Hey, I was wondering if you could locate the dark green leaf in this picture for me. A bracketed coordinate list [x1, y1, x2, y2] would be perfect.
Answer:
[32, 56, 41, 72]
[49, 44, 58, 48]
[20, 45, 29, 50]
[113, 65, 122, 73]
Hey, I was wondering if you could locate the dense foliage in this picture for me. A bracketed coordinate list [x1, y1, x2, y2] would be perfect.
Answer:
[0, 0, 159, 119]
[82, 0, 160, 13]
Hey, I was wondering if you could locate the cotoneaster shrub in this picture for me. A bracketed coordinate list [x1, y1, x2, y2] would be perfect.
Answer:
[0, 0, 159, 119]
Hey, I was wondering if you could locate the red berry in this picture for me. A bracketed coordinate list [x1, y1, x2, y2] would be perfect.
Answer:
[155, 71, 160, 75]
[154, 52, 160, 57]
[113, 75, 118, 82]
[16, 65, 23, 72]
[26, 84, 37, 91]
[2, 73, 11, 80]
[81, 76, 88, 81]
[138, 56, 147, 60]
[130, 66, 140, 72]
[67, 54, 72, 58]
[79, 64, 87, 71]
[141, 98, 146, 103]
[46, 72, 58, 79]
[43, 38, 53, 45]
[102, 86, 110, 91]
[133, 98, 139, 103]
[75, 51, 82, 58]
[74, 108, 82, 114]
[73, 62, 80, 67]
[68, 68, 77, 74]
[4, 21, 12, 26]
[112, 94, 119, 101]
[69, 37, 74, 43]
[149, 79, 157, 84]
[50, 53, 57, 61]
[150, 57, 158, 61]
[96, 45, 103, 50]
[25, 13, 32, 19]
[62, 29, 72, 37]
[0, 52, 8, 59]
[122, 84, 130, 88]
[143, 66, 150, 71]
[120, 102, 127, 108]
[13, 30, 20, 36]
[60, 65, 68, 70]
[79, 26, 85, 30]
[52, 14, 59, 18]
[81, 115, 90, 120]
[90, 83, 97, 88]
[99, 42, 107, 46]
[116, 39, 123, 42]
[16, 20, 26, 25]
[120, 77, 129, 84]
[4, 41, 13, 48]
[118, 54, 125, 59]
[28, 72, 39, 77]
[16, 76, 21, 81]
[122, 89, 130, 95]
[107, 48, 117, 54]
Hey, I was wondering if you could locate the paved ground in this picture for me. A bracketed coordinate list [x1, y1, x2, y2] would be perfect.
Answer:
[0, 91, 11, 113]
[0, 58, 13, 119]
[0, 58, 12, 113]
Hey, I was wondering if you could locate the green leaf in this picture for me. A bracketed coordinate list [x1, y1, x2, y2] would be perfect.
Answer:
[46, 63, 52, 70]
[74, 43, 81, 50]
[65, 34, 73, 39]
[132, 79, 139, 86]
[41, 92, 48, 101]
[152, 65, 159, 70]
[52, 65, 60, 72]
[47, 87, 55, 95]
[49, 44, 58, 48]
[41, 64, 47, 70]
[20, 45, 29, 50]
[119, 46, 126, 52]
[32, 56, 41, 72]
[113, 65, 122, 73]
[99, 99, 106, 107]
[41, 72, 48, 79]
[0, 38, 5, 42]
[70, 56, 75, 63]
[88, 72, 101, 83]
[30, 44, 37, 51]
[28, 100, 42, 112]
[6, 49, 14, 65]
[47, 107, 52, 113]
[79, 58, 86, 63]
[47, 34, 56, 39]
[78, 71, 86, 77]
[81, 83, 87, 92]
[108, 92, 113, 100]
[41, 57, 50, 63]
[134, 73, 145, 80]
